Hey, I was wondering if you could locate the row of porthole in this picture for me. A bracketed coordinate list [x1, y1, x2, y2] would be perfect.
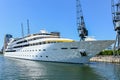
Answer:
[20, 49, 46, 52]
[20, 47, 73, 52]
[13, 55, 49, 58]
[6, 47, 78, 53]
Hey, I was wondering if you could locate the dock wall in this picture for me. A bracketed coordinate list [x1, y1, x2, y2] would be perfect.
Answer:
[90, 56, 120, 63]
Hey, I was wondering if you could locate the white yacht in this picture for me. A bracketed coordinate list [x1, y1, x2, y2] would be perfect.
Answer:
[3, 30, 114, 63]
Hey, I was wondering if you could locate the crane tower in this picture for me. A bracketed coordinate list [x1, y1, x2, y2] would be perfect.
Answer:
[112, 0, 120, 55]
[76, 0, 88, 41]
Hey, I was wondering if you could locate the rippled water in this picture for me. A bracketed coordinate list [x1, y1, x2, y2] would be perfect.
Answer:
[0, 54, 120, 80]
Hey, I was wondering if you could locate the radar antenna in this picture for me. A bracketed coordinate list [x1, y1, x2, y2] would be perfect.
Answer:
[76, 0, 88, 41]
[112, 0, 120, 55]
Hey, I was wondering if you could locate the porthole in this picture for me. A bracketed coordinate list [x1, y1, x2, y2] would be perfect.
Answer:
[43, 49, 46, 51]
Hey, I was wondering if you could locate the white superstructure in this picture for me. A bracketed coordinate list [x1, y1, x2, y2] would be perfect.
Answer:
[3, 30, 114, 63]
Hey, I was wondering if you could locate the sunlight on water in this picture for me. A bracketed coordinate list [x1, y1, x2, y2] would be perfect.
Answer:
[0, 54, 120, 80]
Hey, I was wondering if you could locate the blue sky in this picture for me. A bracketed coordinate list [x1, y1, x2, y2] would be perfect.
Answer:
[0, 0, 116, 49]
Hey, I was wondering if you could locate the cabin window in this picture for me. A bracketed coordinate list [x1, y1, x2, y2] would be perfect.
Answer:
[39, 42, 41, 45]
[70, 47, 78, 49]
[16, 40, 27, 44]
[48, 42, 50, 44]
[43, 42, 46, 44]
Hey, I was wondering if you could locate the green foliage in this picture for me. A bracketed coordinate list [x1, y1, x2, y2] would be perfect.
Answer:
[98, 50, 120, 55]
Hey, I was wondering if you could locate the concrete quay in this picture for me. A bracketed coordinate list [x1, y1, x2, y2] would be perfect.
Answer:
[90, 56, 120, 63]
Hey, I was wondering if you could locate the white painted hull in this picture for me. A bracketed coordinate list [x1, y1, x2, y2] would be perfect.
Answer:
[4, 40, 114, 63]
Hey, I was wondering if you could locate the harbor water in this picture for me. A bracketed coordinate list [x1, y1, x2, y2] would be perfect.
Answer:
[0, 54, 120, 80]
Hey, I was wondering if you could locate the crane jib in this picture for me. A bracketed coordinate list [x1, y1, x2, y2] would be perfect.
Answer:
[76, 0, 88, 41]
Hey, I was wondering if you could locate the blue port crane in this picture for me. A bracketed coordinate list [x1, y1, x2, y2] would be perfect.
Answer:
[76, 0, 88, 41]
[112, 0, 120, 55]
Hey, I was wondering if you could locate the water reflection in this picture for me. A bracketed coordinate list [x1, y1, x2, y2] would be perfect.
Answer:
[90, 62, 120, 80]
[0, 55, 120, 80]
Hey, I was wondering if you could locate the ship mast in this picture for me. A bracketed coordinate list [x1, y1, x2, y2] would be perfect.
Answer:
[21, 23, 24, 37]
[112, 0, 120, 55]
[27, 19, 30, 35]
[76, 0, 88, 41]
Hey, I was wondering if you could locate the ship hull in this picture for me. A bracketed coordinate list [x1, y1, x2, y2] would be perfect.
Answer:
[4, 40, 114, 63]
